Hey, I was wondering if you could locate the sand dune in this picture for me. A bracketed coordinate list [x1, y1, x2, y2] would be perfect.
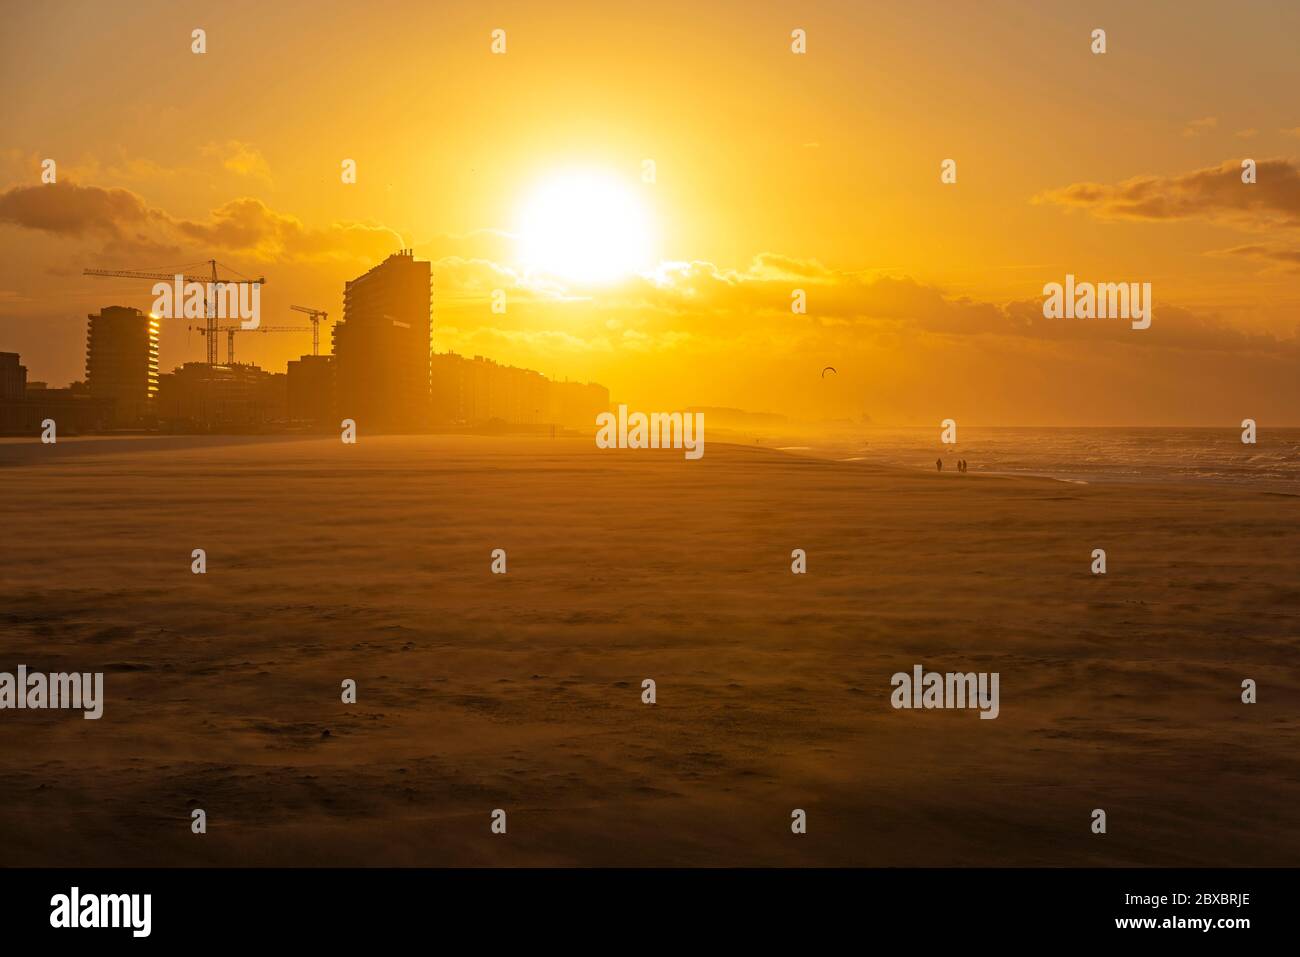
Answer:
[0, 434, 1296, 866]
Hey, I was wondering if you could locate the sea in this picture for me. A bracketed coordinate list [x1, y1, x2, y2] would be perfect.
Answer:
[770, 427, 1300, 492]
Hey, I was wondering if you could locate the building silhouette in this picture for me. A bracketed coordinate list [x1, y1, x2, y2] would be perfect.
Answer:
[85, 305, 159, 427]
[0, 352, 27, 433]
[2, 352, 112, 434]
[333, 250, 432, 431]
[286, 354, 335, 429]
[155, 362, 286, 432]
[550, 377, 611, 428]
[430, 351, 610, 428]
[0, 352, 24, 402]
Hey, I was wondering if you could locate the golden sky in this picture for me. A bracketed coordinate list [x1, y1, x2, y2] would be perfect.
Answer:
[2, 0, 1298, 425]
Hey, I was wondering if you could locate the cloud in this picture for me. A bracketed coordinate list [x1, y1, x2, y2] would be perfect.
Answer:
[201, 141, 273, 183]
[171, 197, 402, 263]
[1209, 243, 1300, 272]
[416, 229, 515, 264]
[0, 181, 156, 235]
[485, 255, 1298, 361]
[1001, 298, 1298, 356]
[1182, 116, 1217, 137]
[747, 252, 835, 280]
[0, 180, 403, 265]
[2, 144, 277, 195]
[1034, 158, 1300, 228]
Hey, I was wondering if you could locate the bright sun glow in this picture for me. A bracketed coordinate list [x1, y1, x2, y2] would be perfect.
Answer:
[516, 170, 655, 284]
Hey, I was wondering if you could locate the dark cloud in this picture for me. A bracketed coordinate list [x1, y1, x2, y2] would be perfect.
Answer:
[1034, 158, 1300, 228]
[0, 181, 403, 264]
[0, 182, 154, 235]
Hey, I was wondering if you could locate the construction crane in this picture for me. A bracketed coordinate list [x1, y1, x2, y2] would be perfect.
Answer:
[289, 305, 328, 357]
[84, 259, 266, 366]
[189, 324, 312, 365]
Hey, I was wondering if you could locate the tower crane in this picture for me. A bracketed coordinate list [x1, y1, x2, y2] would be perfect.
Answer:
[84, 259, 266, 366]
[289, 305, 329, 356]
[189, 324, 312, 365]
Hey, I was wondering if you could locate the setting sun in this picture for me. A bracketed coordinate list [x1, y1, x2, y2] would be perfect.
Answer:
[515, 170, 655, 284]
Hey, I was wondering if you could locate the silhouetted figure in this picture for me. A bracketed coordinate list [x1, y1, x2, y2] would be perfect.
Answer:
[936, 457, 943, 472]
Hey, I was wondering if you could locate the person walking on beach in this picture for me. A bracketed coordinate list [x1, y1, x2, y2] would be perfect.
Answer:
[936, 457, 943, 472]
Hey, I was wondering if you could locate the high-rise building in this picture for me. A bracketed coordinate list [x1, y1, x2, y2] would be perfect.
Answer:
[333, 250, 432, 431]
[287, 354, 335, 429]
[85, 305, 159, 427]
[0, 352, 25, 402]
[0, 352, 27, 433]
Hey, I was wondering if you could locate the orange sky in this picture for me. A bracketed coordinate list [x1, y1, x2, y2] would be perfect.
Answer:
[1, 0, 1298, 425]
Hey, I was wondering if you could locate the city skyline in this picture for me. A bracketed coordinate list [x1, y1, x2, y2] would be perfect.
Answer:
[1, 246, 612, 434]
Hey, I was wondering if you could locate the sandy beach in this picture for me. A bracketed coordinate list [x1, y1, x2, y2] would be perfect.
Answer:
[0, 434, 1296, 866]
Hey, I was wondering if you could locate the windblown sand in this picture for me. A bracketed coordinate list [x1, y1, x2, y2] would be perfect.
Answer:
[0, 434, 1296, 866]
